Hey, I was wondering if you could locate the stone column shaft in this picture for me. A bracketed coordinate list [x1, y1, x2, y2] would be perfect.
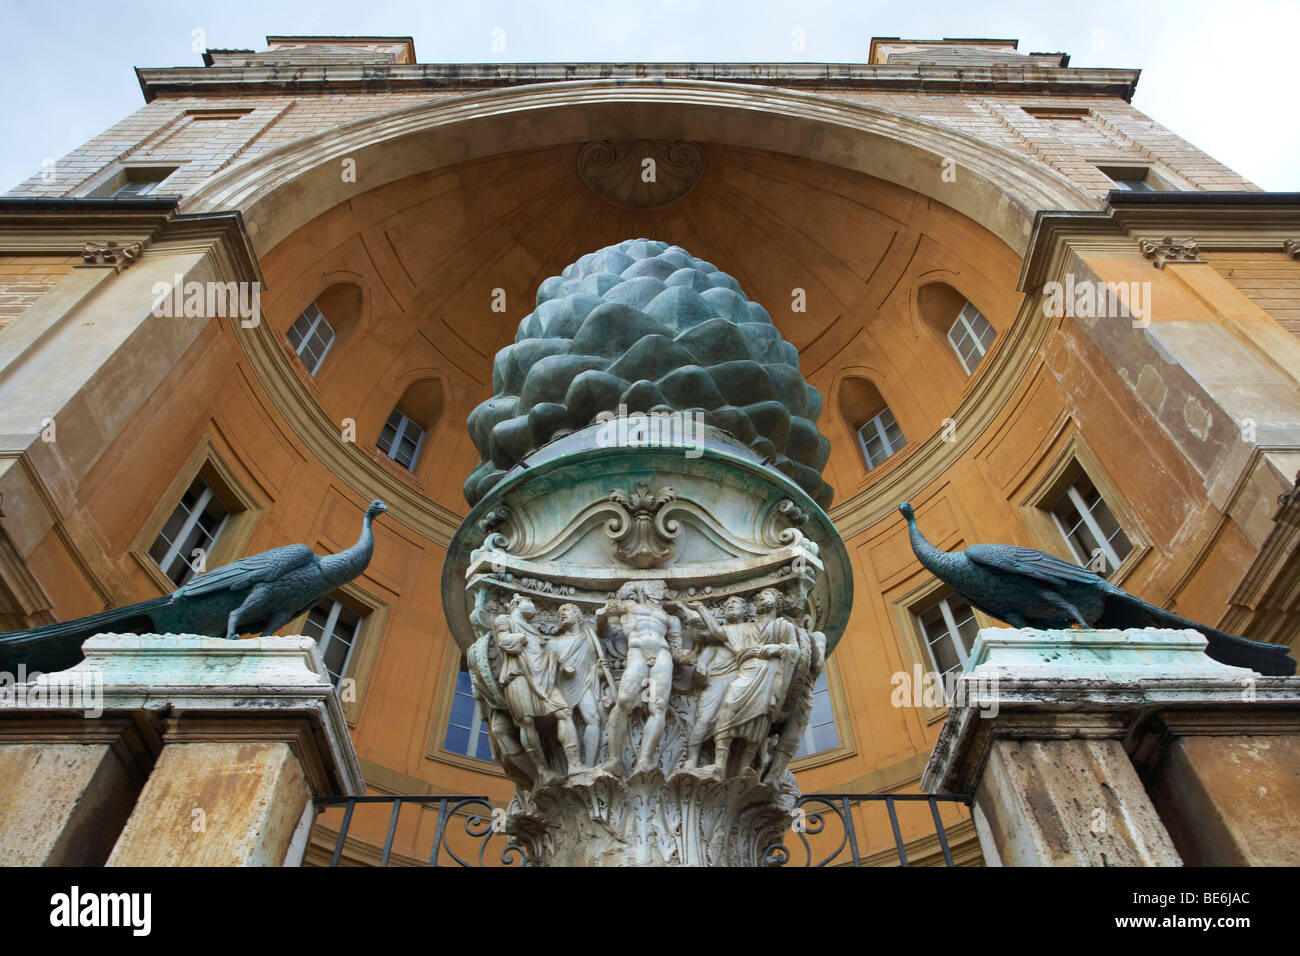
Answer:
[0, 742, 138, 865]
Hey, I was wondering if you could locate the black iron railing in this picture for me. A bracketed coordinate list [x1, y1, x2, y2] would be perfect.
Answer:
[313, 791, 974, 867]
[314, 795, 527, 867]
[767, 793, 974, 867]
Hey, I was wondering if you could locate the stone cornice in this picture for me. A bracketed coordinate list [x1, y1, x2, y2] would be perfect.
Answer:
[1019, 193, 1300, 291]
[181, 78, 1095, 255]
[0, 200, 264, 288]
[135, 62, 1141, 102]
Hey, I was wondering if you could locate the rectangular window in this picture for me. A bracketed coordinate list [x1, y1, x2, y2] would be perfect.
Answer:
[1049, 471, 1133, 576]
[793, 670, 840, 758]
[947, 301, 996, 375]
[444, 657, 493, 761]
[287, 302, 335, 376]
[857, 405, 905, 469]
[377, 409, 424, 471]
[301, 597, 363, 687]
[112, 179, 160, 197]
[98, 166, 179, 198]
[1099, 165, 1160, 192]
[1022, 106, 1090, 121]
[147, 476, 231, 585]
[915, 594, 979, 698]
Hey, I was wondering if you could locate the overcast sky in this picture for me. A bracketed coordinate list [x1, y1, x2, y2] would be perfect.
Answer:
[1, 0, 1296, 193]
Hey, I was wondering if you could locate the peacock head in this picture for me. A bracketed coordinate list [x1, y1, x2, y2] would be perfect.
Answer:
[898, 502, 915, 522]
[366, 499, 388, 521]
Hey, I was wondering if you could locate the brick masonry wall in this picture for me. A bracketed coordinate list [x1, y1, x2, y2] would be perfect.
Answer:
[0, 254, 80, 331]
[1204, 251, 1300, 337]
[2, 85, 1255, 201]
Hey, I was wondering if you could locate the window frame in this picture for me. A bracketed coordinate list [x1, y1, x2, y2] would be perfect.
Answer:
[148, 475, 232, 586]
[377, 407, 425, 472]
[1016, 429, 1149, 588]
[82, 165, 181, 199]
[914, 593, 979, 697]
[426, 643, 508, 775]
[856, 404, 906, 470]
[788, 655, 855, 772]
[1096, 164, 1172, 193]
[287, 579, 389, 727]
[287, 301, 336, 376]
[130, 438, 263, 595]
[301, 596, 363, 687]
[1048, 473, 1133, 576]
[893, 564, 998, 724]
[946, 301, 997, 375]
[442, 655, 494, 763]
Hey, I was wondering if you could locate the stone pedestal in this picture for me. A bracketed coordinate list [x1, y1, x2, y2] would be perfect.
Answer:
[0, 634, 363, 866]
[442, 426, 852, 866]
[923, 627, 1300, 867]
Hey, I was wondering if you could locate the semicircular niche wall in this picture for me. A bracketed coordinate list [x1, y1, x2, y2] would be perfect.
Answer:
[254, 139, 1027, 522]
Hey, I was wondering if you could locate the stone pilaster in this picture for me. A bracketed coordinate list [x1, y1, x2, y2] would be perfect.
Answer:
[0, 634, 363, 866]
[0, 715, 159, 865]
[1134, 709, 1300, 866]
[924, 627, 1300, 867]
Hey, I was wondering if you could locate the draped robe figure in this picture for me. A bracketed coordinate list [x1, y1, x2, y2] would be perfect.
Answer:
[712, 593, 802, 775]
[495, 598, 584, 777]
[683, 596, 748, 771]
[546, 603, 607, 766]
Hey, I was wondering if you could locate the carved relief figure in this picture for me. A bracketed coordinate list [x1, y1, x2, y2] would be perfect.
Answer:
[466, 633, 537, 788]
[682, 596, 749, 771]
[709, 590, 802, 775]
[750, 588, 824, 783]
[599, 579, 691, 774]
[546, 603, 612, 767]
[495, 598, 584, 780]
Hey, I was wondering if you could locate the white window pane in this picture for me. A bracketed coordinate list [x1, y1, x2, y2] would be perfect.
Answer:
[151, 476, 230, 586]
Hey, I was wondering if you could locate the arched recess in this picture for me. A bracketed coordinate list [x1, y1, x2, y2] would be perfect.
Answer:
[281, 279, 365, 382]
[836, 373, 909, 474]
[180, 80, 1098, 257]
[839, 376, 888, 434]
[377, 375, 445, 475]
[916, 279, 998, 380]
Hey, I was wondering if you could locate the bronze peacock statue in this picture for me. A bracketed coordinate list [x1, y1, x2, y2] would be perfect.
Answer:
[899, 501, 1295, 676]
[0, 499, 387, 673]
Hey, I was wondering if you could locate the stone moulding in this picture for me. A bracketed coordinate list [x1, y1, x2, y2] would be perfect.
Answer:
[179, 79, 1095, 253]
[80, 240, 143, 272]
[1138, 235, 1205, 268]
[577, 139, 705, 209]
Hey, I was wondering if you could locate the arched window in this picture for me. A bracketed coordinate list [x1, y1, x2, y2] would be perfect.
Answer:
[838, 376, 906, 470]
[378, 377, 444, 472]
[285, 282, 362, 377]
[918, 282, 996, 376]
